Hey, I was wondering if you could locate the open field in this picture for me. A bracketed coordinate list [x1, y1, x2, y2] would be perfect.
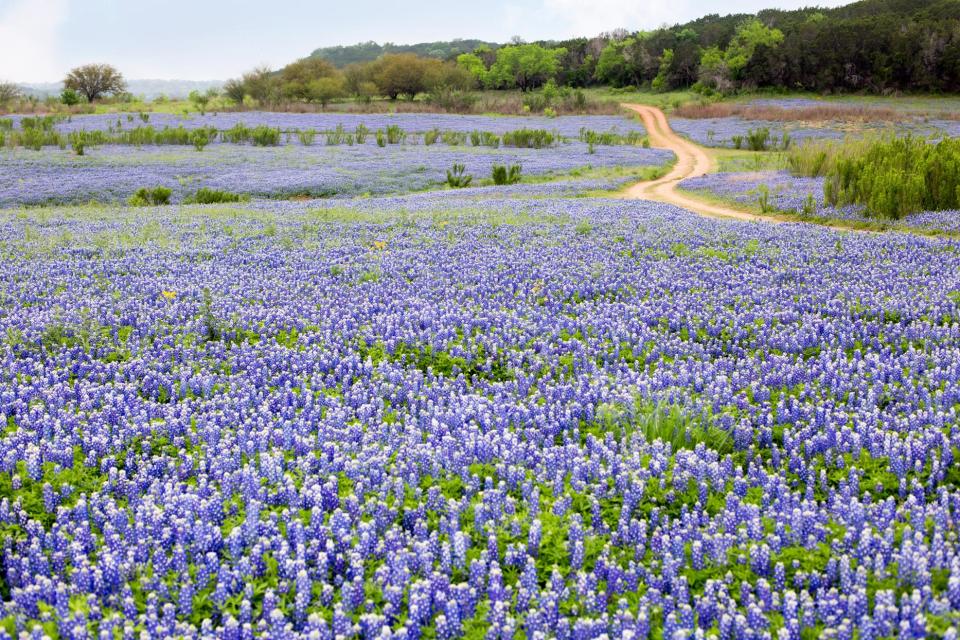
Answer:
[3, 99, 960, 640]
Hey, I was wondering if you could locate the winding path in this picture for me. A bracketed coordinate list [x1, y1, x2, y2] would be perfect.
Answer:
[620, 103, 766, 222]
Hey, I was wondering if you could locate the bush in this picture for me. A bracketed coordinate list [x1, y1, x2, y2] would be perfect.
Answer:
[469, 130, 500, 148]
[441, 131, 466, 146]
[424, 128, 440, 146]
[190, 129, 210, 151]
[60, 88, 82, 106]
[385, 125, 405, 144]
[251, 126, 281, 146]
[222, 123, 251, 144]
[186, 188, 246, 204]
[355, 124, 369, 144]
[822, 135, 960, 219]
[446, 163, 472, 188]
[129, 186, 172, 207]
[746, 127, 771, 152]
[492, 163, 522, 185]
[298, 129, 316, 146]
[502, 128, 558, 149]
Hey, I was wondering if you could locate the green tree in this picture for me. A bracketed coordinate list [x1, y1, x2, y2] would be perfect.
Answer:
[370, 53, 441, 99]
[486, 44, 567, 91]
[724, 19, 784, 79]
[281, 58, 341, 102]
[306, 77, 346, 108]
[456, 53, 488, 85]
[63, 64, 127, 102]
[651, 49, 674, 92]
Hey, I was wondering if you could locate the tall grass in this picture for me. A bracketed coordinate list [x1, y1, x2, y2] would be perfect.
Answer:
[789, 134, 960, 219]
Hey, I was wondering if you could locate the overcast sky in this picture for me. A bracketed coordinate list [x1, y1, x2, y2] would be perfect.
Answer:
[0, 0, 849, 82]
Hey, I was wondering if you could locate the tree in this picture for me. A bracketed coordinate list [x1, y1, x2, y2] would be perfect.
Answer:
[486, 44, 567, 91]
[63, 64, 126, 102]
[189, 88, 218, 113]
[280, 57, 340, 101]
[723, 20, 784, 81]
[0, 81, 21, 105]
[456, 53, 488, 84]
[369, 53, 440, 99]
[306, 77, 346, 108]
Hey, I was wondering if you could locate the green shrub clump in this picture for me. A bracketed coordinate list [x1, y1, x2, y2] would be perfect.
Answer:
[492, 163, 522, 185]
[186, 188, 247, 204]
[502, 128, 558, 149]
[822, 135, 960, 219]
[446, 163, 472, 188]
[129, 186, 172, 207]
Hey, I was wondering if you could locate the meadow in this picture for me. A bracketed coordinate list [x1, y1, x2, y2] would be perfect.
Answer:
[1, 102, 960, 640]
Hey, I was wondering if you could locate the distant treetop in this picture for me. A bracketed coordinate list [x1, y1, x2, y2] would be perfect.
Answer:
[309, 40, 500, 67]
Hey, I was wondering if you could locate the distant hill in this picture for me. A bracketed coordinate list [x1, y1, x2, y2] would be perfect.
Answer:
[21, 79, 223, 100]
[309, 39, 499, 67]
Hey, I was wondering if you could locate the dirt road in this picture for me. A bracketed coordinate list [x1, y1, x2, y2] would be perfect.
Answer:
[620, 103, 766, 222]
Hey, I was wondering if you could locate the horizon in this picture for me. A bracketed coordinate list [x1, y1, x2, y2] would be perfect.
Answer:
[1, 0, 849, 83]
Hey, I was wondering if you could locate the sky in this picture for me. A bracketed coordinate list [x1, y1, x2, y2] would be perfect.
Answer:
[0, 0, 850, 83]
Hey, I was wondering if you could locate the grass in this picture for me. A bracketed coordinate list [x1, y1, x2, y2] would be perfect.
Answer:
[712, 148, 789, 172]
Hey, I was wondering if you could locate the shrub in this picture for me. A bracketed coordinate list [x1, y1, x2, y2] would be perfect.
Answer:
[822, 135, 960, 219]
[222, 123, 251, 144]
[492, 163, 522, 185]
[746, 127, 771, 151]
[502, 128, 557, 149]
[190, 129, 210, 151]
[60, 88, 82, 106]
[376, 130, 386, 147]
[251, 126, 281, 146]
[69, 131, 90, 156]
[385, 125, 405, 144]
[355, 124, 369, 144]
[186, 188, 245, 204]
[469, 130, 500, 148]
[298, 129, 316, 146]
[446, 163, 472, 188]
[129, 186, 172, 207]
[424, 128, 440, 146]
[441, 131, 466, 146]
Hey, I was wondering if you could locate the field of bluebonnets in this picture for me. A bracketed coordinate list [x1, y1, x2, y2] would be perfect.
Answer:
[2, 105, 960, 640]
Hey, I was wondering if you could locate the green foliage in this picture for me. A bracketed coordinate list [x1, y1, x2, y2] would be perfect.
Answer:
[502, 128, 558, 149]
[486, 43, 567, 91]
[185, 188, 246, 204]
[250, 126, 281, 146]
[128, 186, 172, 207]
[60, 88, 82, 106]
[297, 129, 316, 146]
[190, 129, 210, 151]
[355, 124, 369, 144]
[746, 127, 771, 151]
[578, 127, 647, 146]
[815, 135, 960, 219]
[469, 130, 500, 148]
[423, 128, 440, 145]
[651, 49, 674, 92]
[446, 163, 473, 188]
[491, 163, 522, 185]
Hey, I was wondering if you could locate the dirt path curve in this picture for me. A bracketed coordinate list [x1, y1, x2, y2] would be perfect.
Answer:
[620, 103, 768, 222]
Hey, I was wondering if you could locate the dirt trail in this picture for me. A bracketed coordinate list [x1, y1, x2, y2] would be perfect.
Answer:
[620, 103, 767, 222]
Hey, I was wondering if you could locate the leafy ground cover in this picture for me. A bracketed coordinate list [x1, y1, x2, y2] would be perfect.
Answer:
[0, 190, 959, 638]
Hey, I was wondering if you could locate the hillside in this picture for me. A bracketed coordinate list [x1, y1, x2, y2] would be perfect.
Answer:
[309, 39, 499, 67]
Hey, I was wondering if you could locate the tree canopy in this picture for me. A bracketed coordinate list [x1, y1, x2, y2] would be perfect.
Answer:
[63, 64, 127, 102]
